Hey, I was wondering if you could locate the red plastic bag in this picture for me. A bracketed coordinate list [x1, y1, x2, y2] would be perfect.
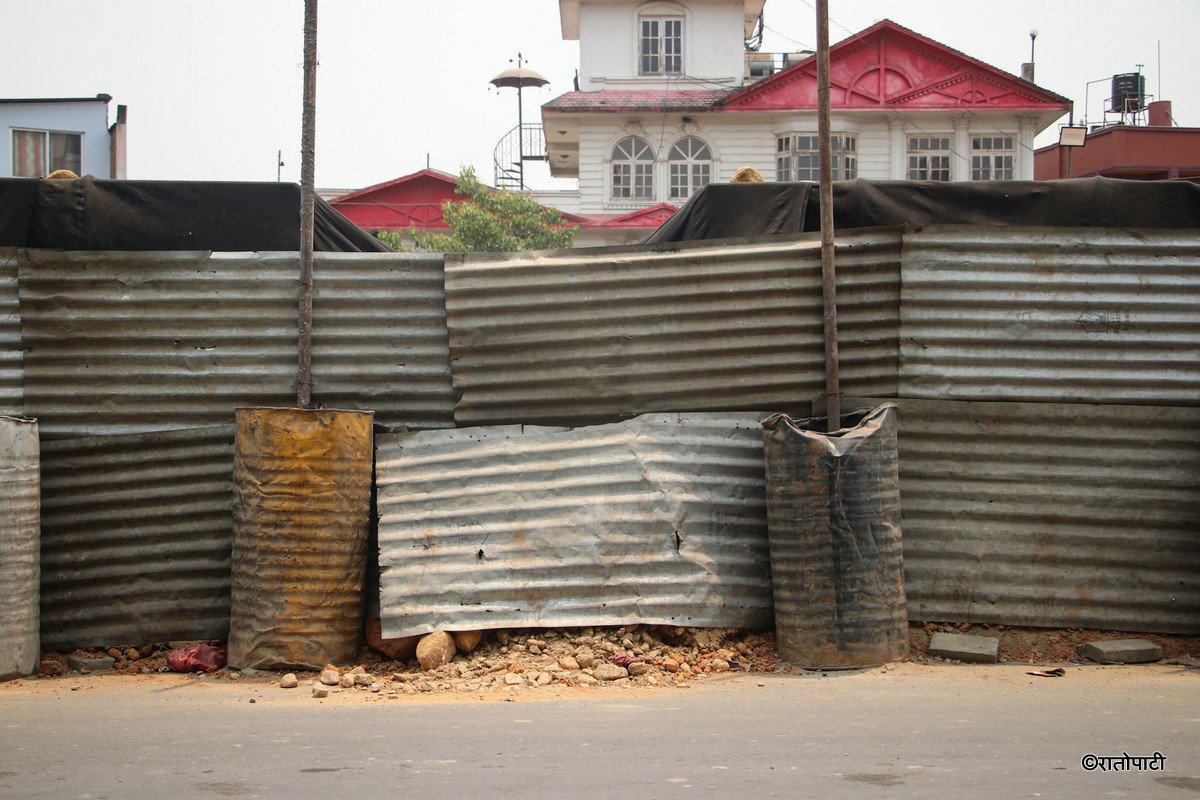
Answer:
[167, 643, 227, 672]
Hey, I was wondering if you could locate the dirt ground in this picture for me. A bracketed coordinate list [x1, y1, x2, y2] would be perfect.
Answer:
[23, 621, 1200, 702]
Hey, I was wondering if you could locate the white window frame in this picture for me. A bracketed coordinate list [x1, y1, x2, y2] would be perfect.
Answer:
[11, 128, 83, 178]
[907, 136, 951, 181]
[610, 136, 656, 201]
[638, 14, 684, 76]
[667, 136, 712, 200]
[971, 135, 1014, 181]
[775, 133, 857, 182]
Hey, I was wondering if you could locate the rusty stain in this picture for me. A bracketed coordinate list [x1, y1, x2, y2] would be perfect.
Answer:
[227, 407, 374, 670]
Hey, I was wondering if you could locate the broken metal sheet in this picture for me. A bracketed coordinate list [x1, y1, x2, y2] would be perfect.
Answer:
[899, 226, 1200, 407]
[0, 416, 39, 677]
[376, 412, 783, 638]
[843, 396, 1200, 634]
[445, 230, 900, 426]
[0, 250, 22, 416]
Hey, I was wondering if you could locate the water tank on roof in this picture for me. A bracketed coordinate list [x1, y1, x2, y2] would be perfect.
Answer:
[1112, 73, 1145, 113]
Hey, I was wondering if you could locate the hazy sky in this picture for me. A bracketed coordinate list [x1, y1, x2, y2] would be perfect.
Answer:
[4, 1, 1198, 191]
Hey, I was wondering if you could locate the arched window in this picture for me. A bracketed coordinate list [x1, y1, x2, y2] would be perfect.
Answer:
[667, 136, 712, 199]
[611, 136, 656, 200]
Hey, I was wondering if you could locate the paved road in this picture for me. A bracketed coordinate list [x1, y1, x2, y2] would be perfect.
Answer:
[1, 663, 1197, 799]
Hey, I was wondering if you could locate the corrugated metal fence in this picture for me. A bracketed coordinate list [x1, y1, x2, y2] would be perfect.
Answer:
[445, 230, 901, 426]
[0, 250, 22, 416]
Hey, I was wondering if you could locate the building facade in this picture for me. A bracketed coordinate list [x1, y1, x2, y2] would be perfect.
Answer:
[1, 95, 127, 179]
[543, 1, 1070, 216]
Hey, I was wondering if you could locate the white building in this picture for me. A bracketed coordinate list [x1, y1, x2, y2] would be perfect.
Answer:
[1, 94, 127, 179]
[543, 0, 1070, 222]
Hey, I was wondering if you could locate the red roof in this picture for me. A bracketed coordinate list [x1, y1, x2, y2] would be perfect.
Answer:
[544, 89, 733, 114]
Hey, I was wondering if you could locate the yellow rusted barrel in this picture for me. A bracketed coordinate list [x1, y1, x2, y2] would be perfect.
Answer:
[0, 416, 40, 679]
[228, 407, 374, 670]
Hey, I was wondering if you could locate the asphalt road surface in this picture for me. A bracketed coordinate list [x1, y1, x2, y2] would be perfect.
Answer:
[1, 663, 1197, 799]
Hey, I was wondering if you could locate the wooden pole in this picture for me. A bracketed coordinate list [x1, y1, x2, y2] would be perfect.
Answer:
[816, 0, 840, 431]
[297, 0, 317, 409]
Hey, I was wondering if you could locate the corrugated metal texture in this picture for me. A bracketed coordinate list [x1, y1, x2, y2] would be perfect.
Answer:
[899, 226, 1200, 406]
[0, 250, 23, 416]
[445, 230, 900, 426]
[38, 425, 234, 651]
[309, 252, 454, 429]
[376, 412, 778, 638]
[0, 416, 39, 677]
[17, 250, 454, 439]
[228, 408, 373, 670]
[842, 396, 1200, 634]
[763, 405, 908, 668]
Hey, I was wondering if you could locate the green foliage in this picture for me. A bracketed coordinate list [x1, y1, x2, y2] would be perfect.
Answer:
[406, 167, 577, 253]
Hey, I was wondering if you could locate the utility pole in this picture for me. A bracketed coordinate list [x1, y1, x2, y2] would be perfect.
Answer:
[816, 0, 840, 431]
[297, 0, 317, 408]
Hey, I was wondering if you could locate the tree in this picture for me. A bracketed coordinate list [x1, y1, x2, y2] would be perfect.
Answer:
[380, 167, 577, 253]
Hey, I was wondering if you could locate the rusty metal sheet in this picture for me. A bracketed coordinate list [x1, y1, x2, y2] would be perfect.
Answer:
[762, 405, 908, 669]
[16, 249, 453, 439]
[899, 226, 1200, 407]
[376, 412, 782, 639]
[38, 425, 235, 650]
[445, 231, 900, 426]
[0, 416, 39, 677]
[842, 396, 1200, 634]
[0, 250, 23, 416]
[228, 407, 374, 670]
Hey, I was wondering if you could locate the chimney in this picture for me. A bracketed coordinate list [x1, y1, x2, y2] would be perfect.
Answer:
[1021, 63, 1035, 83]
[108, 104, 127, 179]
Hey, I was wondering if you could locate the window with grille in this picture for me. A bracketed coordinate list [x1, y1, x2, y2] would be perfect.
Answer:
[640, 16, 683, 75]
[775, 134, 857, 181]
[971, 135, 1014, 180]
[11, 129, 82, 178]
[611, 136, 656, 200]
[667, 136, 712, 199]
[907, 136, 951, 181]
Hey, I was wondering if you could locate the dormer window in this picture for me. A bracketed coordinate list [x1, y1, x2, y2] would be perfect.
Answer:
[639, 15, 683, 75]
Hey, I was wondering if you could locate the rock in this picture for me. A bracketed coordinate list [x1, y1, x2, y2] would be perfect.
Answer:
[312, 686, 329, 698]
[106, 648, 123, 660]
[1079, 639, 1164, 664]
[369, 682, 383, 693]
[660, 658, 682, 673]
[453, 630, 483, 654]
[125, 648, 141, 662]
[354, 673, 376, 686]
[577, 674, 597, 685]
[66, 654, 115, 673]
[535, 672, 552, 686]
[138, 644, 155, 658]
[558, 656, 580, 671]
[928, 632, 999, 664]
[416, 631, 457, 671]
[280, 673, 299, 688]
[504, 673, 524, 686]
[319, 668, 341, 686]
[527, 638, 546, 649]
[348, 665, 366, 675]
[574, 647, 596, 669]
[364, 618, 419, 662]
[496, 630, 510, 646]
[593, 664, 629, 681]
[710, 658, 730, 673]
[529, 645, 542, 656]
[339, 674, 355, 688]
[628, 662, 651, 677]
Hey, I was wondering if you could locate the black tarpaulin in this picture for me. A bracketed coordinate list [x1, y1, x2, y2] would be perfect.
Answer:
[0, 176, 390, 252]
[643, 177, 1200, 243]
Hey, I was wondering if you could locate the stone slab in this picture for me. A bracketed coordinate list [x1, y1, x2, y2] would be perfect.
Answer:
[928, 632, 999, 664]
[65, 655, 116, 672]
[1079, 639, 1163, 664]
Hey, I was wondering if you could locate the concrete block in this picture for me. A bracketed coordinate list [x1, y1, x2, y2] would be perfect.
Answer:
[1079, 639, 1163, 664]
[928, 632, 999, 664]
[65, 654, 115, 672]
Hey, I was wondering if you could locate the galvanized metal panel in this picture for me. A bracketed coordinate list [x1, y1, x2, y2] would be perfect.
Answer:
[446, 231, 900, 426]
[843, 396, 1200, 634]
[376, 412, 778, 638]
[0, 250, 23, 416]
[39, 425, 235, 651]
[17, 250, 454, 438]
[0, 416, 39, 677]
[899, 226, 1200, 406]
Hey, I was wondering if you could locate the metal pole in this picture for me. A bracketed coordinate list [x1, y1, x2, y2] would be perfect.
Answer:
[517, 53, 525, 191]
[297, 0, 317, 409]
[816, 0, 840, 432]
